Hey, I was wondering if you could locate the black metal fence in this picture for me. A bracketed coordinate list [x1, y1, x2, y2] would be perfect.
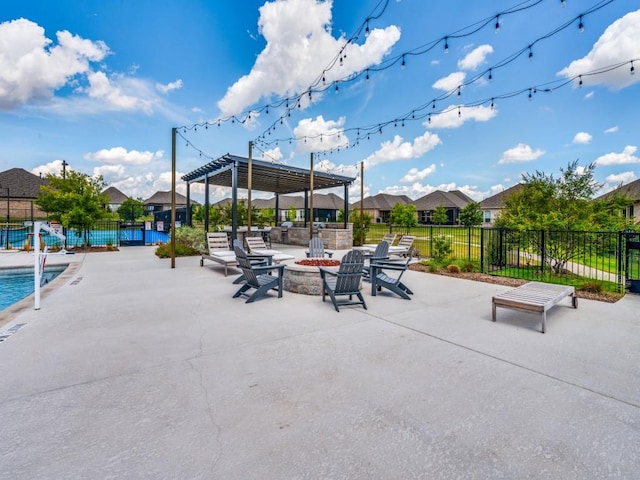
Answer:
[367, 224, 637, 292]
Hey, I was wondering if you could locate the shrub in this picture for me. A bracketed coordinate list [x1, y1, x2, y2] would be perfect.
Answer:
[447, 264, 461, 274]
[428, 262, 440, 273]
[578, 281, 603, 294]
[461, 262, 476, 273]
[155, 242, 200, 258]
[432, 235, 452, 261]
[175, 226, 206, 253]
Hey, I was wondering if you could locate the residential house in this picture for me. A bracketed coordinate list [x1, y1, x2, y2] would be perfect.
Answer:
[143, 190, 189, 216]
[413, 190, 473, 225]
[478, 184, 523, 226]
[596, 179, 640, 223]
[0, 167, 48, 221]
[102, 186, 129, 212]
[350, 193, 412, 224]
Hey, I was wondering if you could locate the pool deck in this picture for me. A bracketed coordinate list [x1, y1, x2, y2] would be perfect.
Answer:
[1, 245, 639, 479]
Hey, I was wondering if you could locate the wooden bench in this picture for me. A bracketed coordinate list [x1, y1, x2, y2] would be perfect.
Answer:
[492, 282, 577, 333]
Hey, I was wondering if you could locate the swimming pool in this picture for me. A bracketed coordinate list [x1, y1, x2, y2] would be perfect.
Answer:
[0, 265, 68, 312]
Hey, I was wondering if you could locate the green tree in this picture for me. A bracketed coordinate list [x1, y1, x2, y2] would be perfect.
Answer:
[495, 160, 634, 273]
[389, 203, 418, 231]
[222, 200, 258, 226]
[117, 197, 144, 223]
[258, 206, 275, 226]
[458, 202, 483, 226]
[350, 210, 372, 246]
[432, 205, 449, 225]
[36, 171, 110, 246]
[287, 205, 297, 222]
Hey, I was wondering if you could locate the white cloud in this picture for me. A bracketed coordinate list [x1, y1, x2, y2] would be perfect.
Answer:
[605, 171, 637, 185]
[458, 44, 493, 71]
[426, 104, 497, 129]
[432, 71, 466, 92]
[156, 79, 183, 94]
[595, 145, 640, 166]
[259, 146, 284, 162]
[30, 159, 69, 177]
[293, 116, 348, 153]
[498, 143, 545, 164]
[400, 164, 437, 183]
[85, 72, 155, 113]
[363, 131, 441, 169]
[0, 18, 109, 110]
[217, 0, 401, 116]
[92, 164, 126, 182]
[558, 10, 640, 90]
[573, 132, 592, 144]
[84, 147, 164, 165]
[604, 126, 619, 134]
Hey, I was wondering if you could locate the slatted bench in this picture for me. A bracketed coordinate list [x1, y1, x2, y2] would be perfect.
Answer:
[492, 281, 577, 333]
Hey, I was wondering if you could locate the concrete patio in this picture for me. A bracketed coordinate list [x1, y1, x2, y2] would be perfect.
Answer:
[1, 245, 639, 479]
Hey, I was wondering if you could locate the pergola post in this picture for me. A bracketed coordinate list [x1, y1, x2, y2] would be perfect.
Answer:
[204, 174, 210, 232]
[343, 184, 349, 229]
[231, 159, 238, 242]
[309, 152, 314, 239]
[303, 189, 309, 227]
[186, 182, 192, 227]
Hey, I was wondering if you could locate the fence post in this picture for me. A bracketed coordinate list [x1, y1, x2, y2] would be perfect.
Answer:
[480, 228, 485, 273]
[617, 230, 624, 292]
[467, 227, 471, 261]
[429, 225, 433, 259]
[540, 230, 545, 276]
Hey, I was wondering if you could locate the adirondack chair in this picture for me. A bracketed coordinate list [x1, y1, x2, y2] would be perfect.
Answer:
[319, 249, 367, 312]
[200, 232, 237, 276]
[362, 240, 390, 280]
[361, 233, 397, 251]
[245, 236, 295, 263]
[232, 245, 285, 303]
[388, 235, 416, 258]
[370, 257, 414, 300]
[306, 236, 333, 258]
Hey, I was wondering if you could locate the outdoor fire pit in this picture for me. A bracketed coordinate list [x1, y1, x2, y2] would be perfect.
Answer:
[283, 259, 340, 295]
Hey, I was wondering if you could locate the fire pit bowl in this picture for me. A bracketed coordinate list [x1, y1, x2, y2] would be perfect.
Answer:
[283, 259, 341, 295]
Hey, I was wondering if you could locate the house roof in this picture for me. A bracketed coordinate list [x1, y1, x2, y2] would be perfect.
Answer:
[479, 184, 524, 209]
[144, 190, 188, 205]
[413, 190, 473, 210]
[182, 153, 354, 195]
[0, 168, 47, 199]
[596, 179, 640, 201]
[214, 193, 346, 210]
[102, 186, 129, 204]
[350, 193, 411, 210]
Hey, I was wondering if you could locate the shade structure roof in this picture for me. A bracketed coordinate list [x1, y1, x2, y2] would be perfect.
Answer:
[181, 154, 355, 195]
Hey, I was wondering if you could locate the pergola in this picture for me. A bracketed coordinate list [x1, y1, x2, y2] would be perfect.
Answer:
[181, 153, 355, 241]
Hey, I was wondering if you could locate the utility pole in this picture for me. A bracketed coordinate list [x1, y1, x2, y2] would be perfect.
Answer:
[61, 160, 68, 179]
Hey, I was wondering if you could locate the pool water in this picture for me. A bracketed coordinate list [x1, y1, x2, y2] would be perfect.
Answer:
[0, 265, 67, 311]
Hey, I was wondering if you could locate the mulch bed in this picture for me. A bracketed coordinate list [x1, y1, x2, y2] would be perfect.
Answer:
[408, 263, 622, 303]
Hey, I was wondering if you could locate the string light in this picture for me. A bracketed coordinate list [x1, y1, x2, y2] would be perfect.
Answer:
[488, 69, 493, 81]
[631, 61, 635, 75]
[495, 15, 500, 33]
[578, 75, 583, 87]
[561, 0, 566, 7]
[401, 55, 406, 69]
[444, 37, 449, 54]
[528, 46, 533, 61]
[365, 20, 370, 37]
[578, 15, 584, 33]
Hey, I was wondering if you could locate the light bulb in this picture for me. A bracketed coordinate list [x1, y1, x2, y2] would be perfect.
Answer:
[578, 16, 584, 33]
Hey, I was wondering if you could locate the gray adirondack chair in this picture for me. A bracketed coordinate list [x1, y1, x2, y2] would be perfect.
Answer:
[232, 245, 284, 303]
[362, 240, 390, 280]
[319, 249, 367, 312]
[306, 236, 333, 258]
[370, 257, 413, 300]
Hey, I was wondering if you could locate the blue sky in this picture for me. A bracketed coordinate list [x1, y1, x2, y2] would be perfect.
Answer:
[1, 0, 638, 203]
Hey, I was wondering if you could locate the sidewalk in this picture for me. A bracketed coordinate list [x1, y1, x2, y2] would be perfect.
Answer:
[1, 245, 639, 479]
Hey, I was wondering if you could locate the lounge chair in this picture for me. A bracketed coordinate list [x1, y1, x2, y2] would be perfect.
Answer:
[319, 249, 367, 312]
[245, 236, 295, 263]
[306, 236, 333, 258]
[388, 235, 416, 258]
[362, 240, 390, 280]
[370, 257, 413, 300]
[200, 232, 238, 276]
[360, 233, 397, 251]
[232, 245, 285, 303]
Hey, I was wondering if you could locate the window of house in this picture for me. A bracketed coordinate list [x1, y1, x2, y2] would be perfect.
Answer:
[484, 210, 491, 223]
